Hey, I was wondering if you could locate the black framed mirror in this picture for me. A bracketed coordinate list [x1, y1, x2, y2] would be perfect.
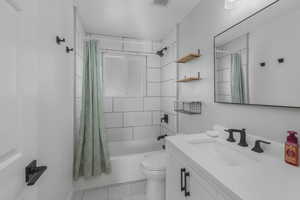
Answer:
[214, 0, 300, 108]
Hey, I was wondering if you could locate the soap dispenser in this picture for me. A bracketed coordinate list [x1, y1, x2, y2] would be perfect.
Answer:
[285, 131, 299, 166]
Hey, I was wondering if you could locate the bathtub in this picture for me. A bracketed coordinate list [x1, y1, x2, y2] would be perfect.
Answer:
[74, 139, 162, 191]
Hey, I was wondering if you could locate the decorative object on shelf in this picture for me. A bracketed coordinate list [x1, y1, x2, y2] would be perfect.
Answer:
[25, 160, 47, 186]
[66, 46, 74, 53]
[177, 72, 201, 82]
[174, 101, 202, 114]
[176, 49, 201, 63]
[56, 36, 66, 45]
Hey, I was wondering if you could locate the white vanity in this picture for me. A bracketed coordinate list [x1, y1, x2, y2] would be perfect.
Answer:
[165, 130, 300, 200]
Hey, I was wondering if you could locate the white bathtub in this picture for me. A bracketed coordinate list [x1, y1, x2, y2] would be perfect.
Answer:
[74, 139, 162, 191]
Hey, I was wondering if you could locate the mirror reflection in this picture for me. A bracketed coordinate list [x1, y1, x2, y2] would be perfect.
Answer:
[214, 2, 300, 107]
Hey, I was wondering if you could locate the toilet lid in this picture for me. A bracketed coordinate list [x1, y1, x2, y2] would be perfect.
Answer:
[141, 151, 167, 171]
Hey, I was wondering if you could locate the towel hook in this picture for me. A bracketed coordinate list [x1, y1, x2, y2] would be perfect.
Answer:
[66, 46, 74, 53]
[56, 36, 66, 45]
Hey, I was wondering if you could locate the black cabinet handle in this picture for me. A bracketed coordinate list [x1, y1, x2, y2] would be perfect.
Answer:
[184, 171, 191, 197]
[180, 168, 186, 192]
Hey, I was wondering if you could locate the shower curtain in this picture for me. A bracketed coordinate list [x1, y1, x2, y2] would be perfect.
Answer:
[231, 53, 245, 104]
[74, 40, 111, 180]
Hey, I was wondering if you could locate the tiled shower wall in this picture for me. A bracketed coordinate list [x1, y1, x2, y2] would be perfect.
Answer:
[100, 38, 162, 142]
[160, 29, 178, 135]
[74, 32, 162, 142]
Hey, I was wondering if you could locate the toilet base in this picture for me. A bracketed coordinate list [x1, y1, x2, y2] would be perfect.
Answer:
[146, 178, 165, 200]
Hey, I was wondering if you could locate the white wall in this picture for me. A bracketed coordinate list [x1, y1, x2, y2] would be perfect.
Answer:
[178, 0, 300, 142]
[160, 29, 178, 135]
[36, 0, 74, 200]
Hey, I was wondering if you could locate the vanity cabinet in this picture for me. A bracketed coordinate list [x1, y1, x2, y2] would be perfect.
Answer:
[166, 154, 216, 200]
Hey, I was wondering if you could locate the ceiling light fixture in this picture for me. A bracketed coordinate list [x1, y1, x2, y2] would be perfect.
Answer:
[224, 0, 241, 10]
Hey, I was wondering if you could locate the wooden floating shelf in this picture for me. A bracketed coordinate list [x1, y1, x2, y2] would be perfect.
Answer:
[176, 49, 201, 63]
[177, 72, 201, 82]
[177, 77, 201, 82]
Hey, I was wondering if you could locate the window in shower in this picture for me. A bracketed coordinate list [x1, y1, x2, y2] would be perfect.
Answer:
[103, 53, 146, 97]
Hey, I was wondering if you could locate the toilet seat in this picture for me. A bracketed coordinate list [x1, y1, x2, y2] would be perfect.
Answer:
[141, 151, 167, 171]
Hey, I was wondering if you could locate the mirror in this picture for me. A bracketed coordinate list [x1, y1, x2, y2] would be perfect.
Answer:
[103, 53, 146, 97]
[214, 1, 300, 108]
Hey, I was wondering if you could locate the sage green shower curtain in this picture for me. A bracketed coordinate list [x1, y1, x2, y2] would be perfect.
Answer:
[231, 53, 245, 104]
[74, 40, 111, 180]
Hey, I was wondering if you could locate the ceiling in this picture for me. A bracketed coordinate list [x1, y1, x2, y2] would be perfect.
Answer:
[77, 0, 202, 41]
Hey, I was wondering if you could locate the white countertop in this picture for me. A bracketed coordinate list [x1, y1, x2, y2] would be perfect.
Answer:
[166, 133, 300, 200]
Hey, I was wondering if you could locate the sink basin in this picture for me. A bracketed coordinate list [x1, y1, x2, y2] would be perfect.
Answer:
[188, 139, 259, 166]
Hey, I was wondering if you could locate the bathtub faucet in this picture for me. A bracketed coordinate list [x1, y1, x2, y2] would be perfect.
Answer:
[157, 134, 168, 141]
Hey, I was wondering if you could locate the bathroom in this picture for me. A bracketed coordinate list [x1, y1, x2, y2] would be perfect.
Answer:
[1, 0, 300, 200]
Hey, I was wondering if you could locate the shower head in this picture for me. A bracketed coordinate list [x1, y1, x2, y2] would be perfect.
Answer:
[156, 47, 168, 57]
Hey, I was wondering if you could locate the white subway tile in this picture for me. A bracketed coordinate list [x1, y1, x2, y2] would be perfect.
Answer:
[113, 98, 143, 112]
[144, 97, 160, 111]
[161, 97, 176, 114]
[147, 83, 160, 96]
[152, 111, 161, 125]
[161, 63, 176, 81]
[133, 126, 160, 140]
[147, 55, 161, 68]
[161, 81, 176, 97]
[104, 113, 123, 128]
[130, 181, 146, 195]
[104, 97, 113, 113]
[167, 114, 177, 133]
[108, 183, 131, 200]
[106, 128, 133, 142]
[147, 68, 160, 82]
[83, 187, 108, 200]
[124, 112, 152, 127]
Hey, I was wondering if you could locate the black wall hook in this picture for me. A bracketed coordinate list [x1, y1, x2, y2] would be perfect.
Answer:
[25, 160, 47, 186]
[260, 62, 266, 67]
[66, 46, 74, 53]
[278, 58, 284, 63]
[56, 36, 66, 45]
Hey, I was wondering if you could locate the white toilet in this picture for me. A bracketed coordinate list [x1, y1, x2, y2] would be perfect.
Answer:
[141, 151, 167, 200]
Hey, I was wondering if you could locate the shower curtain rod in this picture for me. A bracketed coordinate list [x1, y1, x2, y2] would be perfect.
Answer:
[100, 49, 156, 56]
[84, 34, 160, 43]
[83, 35, 157, 55]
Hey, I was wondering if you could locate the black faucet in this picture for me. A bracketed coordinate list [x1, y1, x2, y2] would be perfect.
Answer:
[237, 129, 248, 147]
[157, 134, 168, 141]
[224, 129, 236, 142]
[224, 129, 248, 147]
[251, 140, 271, 153]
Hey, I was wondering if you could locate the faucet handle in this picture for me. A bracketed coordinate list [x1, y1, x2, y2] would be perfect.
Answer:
[224, 129, 236, 143]
[251, 140, 271, 153]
